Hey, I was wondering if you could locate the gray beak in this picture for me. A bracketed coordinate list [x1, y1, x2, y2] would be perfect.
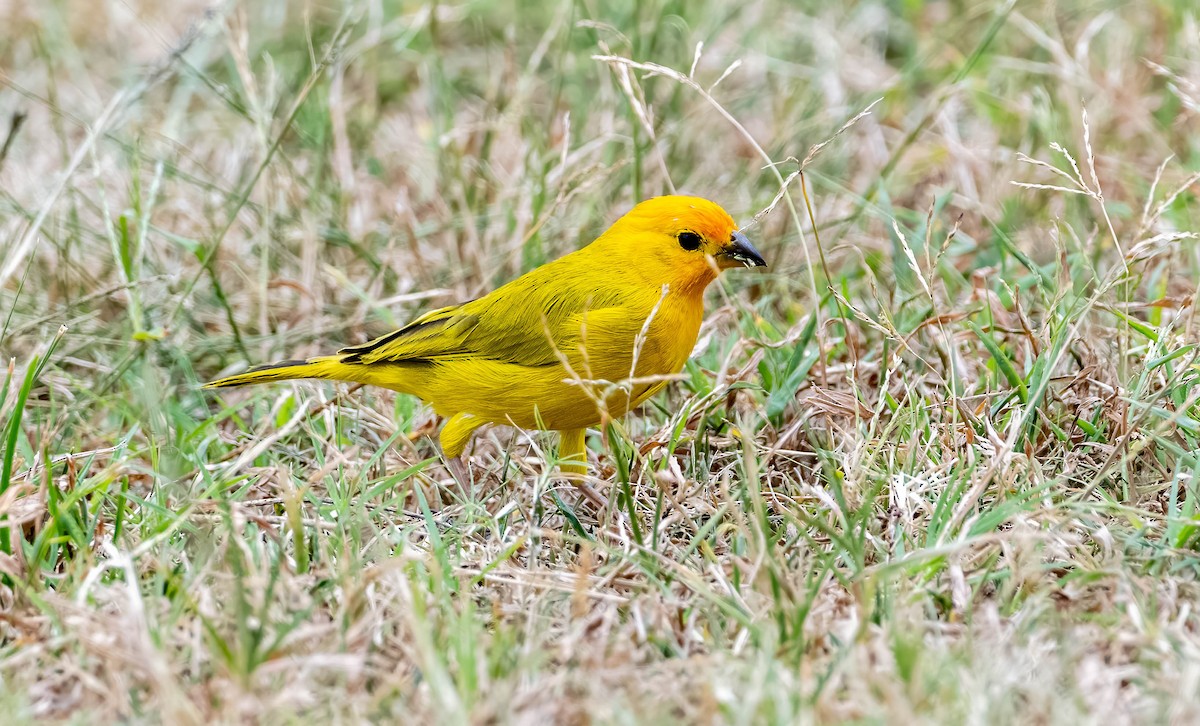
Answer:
[720, 230, 767, 268]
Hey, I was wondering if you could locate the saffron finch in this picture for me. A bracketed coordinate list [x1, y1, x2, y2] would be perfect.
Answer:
[205, 195, 765, 473]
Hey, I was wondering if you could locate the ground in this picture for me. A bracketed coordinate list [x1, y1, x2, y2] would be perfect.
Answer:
[2, 0, 1200, 722]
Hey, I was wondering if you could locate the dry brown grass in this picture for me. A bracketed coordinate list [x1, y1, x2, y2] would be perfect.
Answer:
[2, 0, 1200, 722]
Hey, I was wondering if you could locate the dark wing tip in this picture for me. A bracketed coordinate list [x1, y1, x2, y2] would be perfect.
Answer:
[249, 358, 311, 372]
[203, 359, 312, 388]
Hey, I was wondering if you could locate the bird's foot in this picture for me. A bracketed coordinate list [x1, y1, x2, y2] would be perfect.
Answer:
[560, 469, 609, 511]
[446, 456, 475, 500]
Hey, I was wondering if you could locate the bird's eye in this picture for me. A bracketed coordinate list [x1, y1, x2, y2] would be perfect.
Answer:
[677, 231, 703, 251]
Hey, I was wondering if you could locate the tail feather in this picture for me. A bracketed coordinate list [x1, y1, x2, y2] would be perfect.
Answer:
[203, 356, 347, 389]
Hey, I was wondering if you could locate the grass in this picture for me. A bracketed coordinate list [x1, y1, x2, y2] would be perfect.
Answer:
[2, 0, 1200, 721]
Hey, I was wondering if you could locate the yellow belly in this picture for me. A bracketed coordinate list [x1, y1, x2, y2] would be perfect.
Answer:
[413, 359, 670, 430]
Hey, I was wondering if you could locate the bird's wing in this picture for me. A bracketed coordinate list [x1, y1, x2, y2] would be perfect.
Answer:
[336, 302, 483, 363]
[338, 260, 633, 368]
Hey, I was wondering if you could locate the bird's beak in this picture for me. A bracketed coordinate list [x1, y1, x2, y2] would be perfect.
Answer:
[717, 231, 767, 269]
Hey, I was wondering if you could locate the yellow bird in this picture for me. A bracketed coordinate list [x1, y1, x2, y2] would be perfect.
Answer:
[205, 196, 765, 473]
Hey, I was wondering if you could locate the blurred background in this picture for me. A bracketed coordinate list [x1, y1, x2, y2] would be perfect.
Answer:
[5, 0, 1195, 376]
[2, 0, 1199, 721]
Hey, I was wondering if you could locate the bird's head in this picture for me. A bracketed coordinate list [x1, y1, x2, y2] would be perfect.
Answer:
[596, 196, 766, 293]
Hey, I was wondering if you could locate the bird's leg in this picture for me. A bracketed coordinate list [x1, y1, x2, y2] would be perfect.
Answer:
[440, 413, 484, 500]
[448, 453, 470, 487]
[556, 428, 609, 510]
[440, 413, 484, 459]
[558, 428, 588, 475]
[446, 455, 473, 499]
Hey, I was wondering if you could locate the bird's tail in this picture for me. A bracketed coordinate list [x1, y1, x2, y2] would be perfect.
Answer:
[203, 355, 351, 389]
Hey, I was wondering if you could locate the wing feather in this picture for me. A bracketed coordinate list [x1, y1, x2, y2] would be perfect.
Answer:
[337, 255, 636, 368]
